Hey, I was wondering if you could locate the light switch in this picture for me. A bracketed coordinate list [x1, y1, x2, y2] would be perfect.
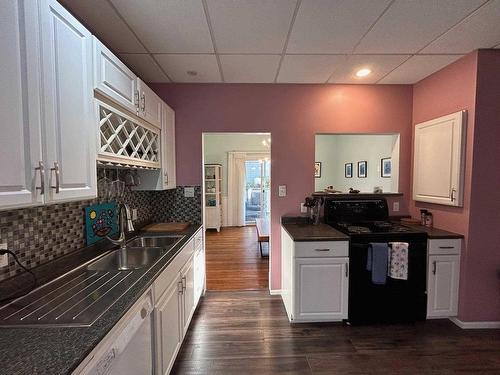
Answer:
[278, 185, 287, 197]
[300, 203, 307, 213]
[184, 187, 195, 197]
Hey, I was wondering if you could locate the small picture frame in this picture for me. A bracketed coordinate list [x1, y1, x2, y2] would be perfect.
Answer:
[345, 163, 353, 178]
[357, 161, 367, 178]
[314, 162, 322, 178]
[381, 157, 391, 178]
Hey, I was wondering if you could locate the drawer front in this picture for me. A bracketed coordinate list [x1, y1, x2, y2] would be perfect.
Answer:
[428, 239, 461, 255]
[294, 241, 348, 258]
[154, 238, 195, 303]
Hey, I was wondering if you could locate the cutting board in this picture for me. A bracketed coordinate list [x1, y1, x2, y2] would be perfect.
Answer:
[142, 222, 190, 232]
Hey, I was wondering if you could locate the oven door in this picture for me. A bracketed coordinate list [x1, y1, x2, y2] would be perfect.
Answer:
[348, 238, 427, 325]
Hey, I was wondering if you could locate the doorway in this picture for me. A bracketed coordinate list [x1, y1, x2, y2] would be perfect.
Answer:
[202, 133, 271, 291]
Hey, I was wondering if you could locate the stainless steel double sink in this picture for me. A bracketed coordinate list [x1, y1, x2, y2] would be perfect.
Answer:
[0, 234, 185, 327]
[87, 235, 185, 271]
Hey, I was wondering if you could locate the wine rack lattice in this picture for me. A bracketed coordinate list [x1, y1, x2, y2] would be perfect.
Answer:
[99, 106, 159, 164]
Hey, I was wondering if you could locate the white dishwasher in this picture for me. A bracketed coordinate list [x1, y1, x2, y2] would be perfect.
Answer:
[81, 292, 154, 375]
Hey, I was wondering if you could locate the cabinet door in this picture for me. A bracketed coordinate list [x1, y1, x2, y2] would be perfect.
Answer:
[193, 247, 205, 306]
[155, 278, 182, 375]
[427, 255, 459, 318]
[181, 257, 195, 336]
[138, 78, 162, 128]
[294, 257, 349, 321]
[93, 37, 138, 114]
[0, 0, 43, 209]
[39, 0, 97, 202]
[161, 103, 176, 189]
[413, 111, 466, 206]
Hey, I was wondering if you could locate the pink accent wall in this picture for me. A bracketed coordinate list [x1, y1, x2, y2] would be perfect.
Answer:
[465, 50, 500, 321]
[411, 50, 500, 322]
[151, 84, 413, 290]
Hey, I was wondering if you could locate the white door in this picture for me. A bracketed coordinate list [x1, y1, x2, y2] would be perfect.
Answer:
[295, 257, 349, 321]
[155, 278, 182, 375]
[93, 37, 138, 114]
[161, 103, 176, 189]
[0, 0, 43, 209]
[138, 78, 162, 128]
[181, 258, 195, 336]
[39, 0, 97, 203]
[427, 255, 460, 318]
[413, 111, 466, 206]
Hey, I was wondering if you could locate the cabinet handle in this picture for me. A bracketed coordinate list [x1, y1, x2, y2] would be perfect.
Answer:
[50, 162, 60, 194]
[451, 188, 456, 202]
[141, 93, 145, 113]
[35, 161, 45, 195]
[164, 171, 168, 184]
[178, 281, 183, 295]
[345, 263, 349, 278]
[182, 276, 186, 291]
[432, 261, 437, 275]
[314, 248, 330, 252]
[134, 90, 140, 112]
[439, 246, 455, 249]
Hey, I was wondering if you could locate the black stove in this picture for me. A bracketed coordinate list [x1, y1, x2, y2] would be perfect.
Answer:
[324, 197, 428, 325]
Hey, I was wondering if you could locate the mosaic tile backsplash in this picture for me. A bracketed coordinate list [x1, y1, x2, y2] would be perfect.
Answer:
[0, 185, 201, 282]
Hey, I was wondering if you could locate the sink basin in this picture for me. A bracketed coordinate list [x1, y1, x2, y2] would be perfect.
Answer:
[87, 247, 166, 271]
[126, 235, 185, 248]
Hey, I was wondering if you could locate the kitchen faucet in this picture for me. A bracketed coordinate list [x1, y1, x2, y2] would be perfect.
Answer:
[107, 203, 135, 249]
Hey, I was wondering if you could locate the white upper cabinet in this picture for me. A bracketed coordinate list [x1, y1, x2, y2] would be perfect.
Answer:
[161, 103, 176, 189]
[39, 0, 96, 202]
[93, 37, 138, 114]
[137, 78, 162, 129]
[413, 111, 466, 206]
[0, 0, 43, 209]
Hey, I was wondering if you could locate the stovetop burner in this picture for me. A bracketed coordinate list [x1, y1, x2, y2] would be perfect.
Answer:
[335, 221, 414, 235]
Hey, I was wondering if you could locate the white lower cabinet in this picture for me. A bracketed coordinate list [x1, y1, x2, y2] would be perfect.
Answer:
[180, 255, 195, 337]
[281, 227, 349, 323]
[426, 239, 461, 318]
[155, 276, 182, 375]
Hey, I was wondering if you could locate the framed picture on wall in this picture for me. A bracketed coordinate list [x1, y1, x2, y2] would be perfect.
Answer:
[358, 161, 367, 178]
[314, 162, 322, 178]
[381, 157, 392, 178]
[345, 163, 353, 178]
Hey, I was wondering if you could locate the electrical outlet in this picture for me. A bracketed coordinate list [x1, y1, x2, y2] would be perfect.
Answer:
[393, 202, 400, 212]
[300, 203, 307, 213]
[132, 208, 138, 221]
[278, 185, 287, 197]
[184, 187, 195, 198]
[0, 243, 8, 268]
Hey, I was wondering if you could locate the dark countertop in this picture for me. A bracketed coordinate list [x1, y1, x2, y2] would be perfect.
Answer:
[401, 224, 464, 239]
[0, 224, 202, 375]
[281, 217, 349, 242]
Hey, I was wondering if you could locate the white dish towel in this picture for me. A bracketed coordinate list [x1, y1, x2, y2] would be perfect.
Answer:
[388, 242, 409, 280]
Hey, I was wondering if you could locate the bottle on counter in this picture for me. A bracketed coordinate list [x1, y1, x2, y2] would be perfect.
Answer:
[420, 209, 428, 226]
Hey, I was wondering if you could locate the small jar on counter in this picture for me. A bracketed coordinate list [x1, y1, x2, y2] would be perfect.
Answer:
[425, 212, 433, 227]
[420, 209, 428, 226]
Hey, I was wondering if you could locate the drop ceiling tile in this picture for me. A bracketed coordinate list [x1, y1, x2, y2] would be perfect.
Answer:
[355, 0, 486, 54]
[219, 55, 281, 83]
[379, 55, 463, 84]
[58, 0, 146, 53]
[287, 0, 391, 54]
[327, 55, 409, 84]
[277, 55, 346, 83]
[206, 0, 297, 53]
[110, 0, 213, 53]
[421, 0, 500, 53]
[154, 54, 221, 83]
[118, 54, 170, 83]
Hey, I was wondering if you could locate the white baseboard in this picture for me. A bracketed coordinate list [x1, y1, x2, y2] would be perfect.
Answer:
[269, 289, 281, 295]
[450, 317, 500, 329]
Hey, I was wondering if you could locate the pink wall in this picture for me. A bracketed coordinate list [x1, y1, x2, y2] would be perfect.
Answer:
[411, 50, 500, 322]
[464, 50, 500, 321]
[151, 84, 413, 290]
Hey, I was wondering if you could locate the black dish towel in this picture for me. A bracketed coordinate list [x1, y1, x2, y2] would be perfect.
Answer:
[366, 243, 389, 285]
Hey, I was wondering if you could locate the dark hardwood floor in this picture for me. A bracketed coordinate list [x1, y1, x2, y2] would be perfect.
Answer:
[205, 226, 269, 291]
[172, 291, 500, 374]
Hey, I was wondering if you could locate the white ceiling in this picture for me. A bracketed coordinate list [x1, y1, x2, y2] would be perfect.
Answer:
[60, 0, 500, 84]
